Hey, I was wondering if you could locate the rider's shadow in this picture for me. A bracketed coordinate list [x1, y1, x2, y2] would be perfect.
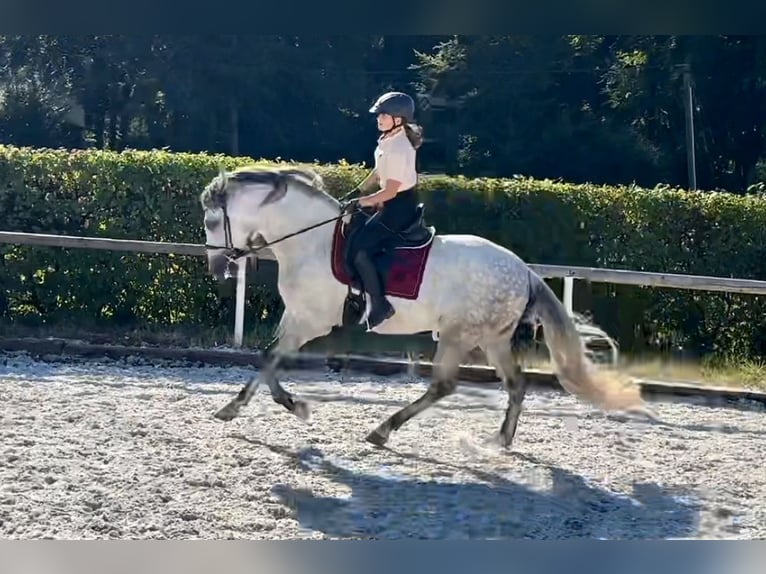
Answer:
[270, 447, 703, 540]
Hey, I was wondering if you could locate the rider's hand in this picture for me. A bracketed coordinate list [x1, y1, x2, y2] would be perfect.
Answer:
[341, 198, 359, 213]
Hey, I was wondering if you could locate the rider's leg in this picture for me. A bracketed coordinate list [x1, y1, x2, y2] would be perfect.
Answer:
[353, 248, 395, 329]
[351, 217, 395, 329]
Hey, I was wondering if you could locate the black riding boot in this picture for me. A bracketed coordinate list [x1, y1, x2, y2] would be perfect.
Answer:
[353, 250, 395, 329]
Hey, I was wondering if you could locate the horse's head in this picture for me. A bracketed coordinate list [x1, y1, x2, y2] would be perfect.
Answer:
[199, 166, 283, 280]
[200, 165, 335, 280]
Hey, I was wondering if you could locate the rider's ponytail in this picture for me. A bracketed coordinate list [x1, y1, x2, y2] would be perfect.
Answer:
[403, 122, 423, 150]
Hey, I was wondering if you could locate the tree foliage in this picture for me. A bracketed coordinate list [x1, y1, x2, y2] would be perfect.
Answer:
[2, 35, 765, 191]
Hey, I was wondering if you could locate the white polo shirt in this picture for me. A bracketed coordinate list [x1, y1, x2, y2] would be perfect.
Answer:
[374, 128, 418, 191]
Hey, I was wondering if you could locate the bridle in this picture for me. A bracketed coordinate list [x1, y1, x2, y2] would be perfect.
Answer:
[203, 175, 368, 276]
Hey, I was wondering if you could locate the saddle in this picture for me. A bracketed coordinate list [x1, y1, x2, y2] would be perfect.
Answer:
[343, 203, 434, 271]
[388, 203, 435, 248]
[335, 203, 435, 326]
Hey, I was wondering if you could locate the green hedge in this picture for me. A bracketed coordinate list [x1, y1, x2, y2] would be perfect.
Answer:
[1, 144, 766, 359]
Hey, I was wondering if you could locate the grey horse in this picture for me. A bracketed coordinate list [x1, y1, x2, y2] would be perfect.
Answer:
[200, 166, 652, 448]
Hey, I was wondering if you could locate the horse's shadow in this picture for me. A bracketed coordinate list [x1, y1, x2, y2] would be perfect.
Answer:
[235, 437, 702, 540]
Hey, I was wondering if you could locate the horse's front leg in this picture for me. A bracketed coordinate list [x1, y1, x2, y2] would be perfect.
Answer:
[213, 346, 277, 422]
[214, 314, 331, 422]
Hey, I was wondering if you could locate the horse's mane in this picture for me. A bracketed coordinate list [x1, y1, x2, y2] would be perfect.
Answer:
[200, 164, 338, 209]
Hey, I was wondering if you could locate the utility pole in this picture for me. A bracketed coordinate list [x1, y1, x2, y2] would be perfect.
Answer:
[682, 62, 697, 191]
[230, 99, 240, 157]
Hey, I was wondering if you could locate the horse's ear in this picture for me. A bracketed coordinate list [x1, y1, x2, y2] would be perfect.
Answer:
[260, 172, 288, 206]
[218, 165, 227, 189]
[209, 165, 228, 207]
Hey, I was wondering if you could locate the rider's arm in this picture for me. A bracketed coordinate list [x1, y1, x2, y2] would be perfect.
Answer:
[359, 178, 402, 207]
[358, 169, 379, 193]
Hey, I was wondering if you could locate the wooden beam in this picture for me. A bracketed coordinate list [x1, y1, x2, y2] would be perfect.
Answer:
[0, 231, 208, 257]
[2, 336, 766, 408]
[530, 264, 766, 296]
[2, 230, 766, 295]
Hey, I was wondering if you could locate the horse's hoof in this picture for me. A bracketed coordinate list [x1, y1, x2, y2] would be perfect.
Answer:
[497, 437, 514, 451]
[489, 430, 515, 451]
[294, 400, 311, 422]
[365, 428, 389, 447]
[214, 403, 239, 421]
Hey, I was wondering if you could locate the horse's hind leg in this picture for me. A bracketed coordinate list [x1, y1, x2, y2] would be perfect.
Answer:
[484, 339, 528, 449]
[366, 334, 466, 447]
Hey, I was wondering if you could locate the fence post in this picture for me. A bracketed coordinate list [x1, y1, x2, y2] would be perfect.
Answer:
[233, 259, 247, 347]
[563, 276, 574, 316]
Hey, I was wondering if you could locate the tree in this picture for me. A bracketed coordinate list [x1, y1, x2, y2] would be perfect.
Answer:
[412, 35, 663, 185]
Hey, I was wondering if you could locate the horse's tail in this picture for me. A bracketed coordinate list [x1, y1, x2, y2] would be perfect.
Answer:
[526, 271, 655, 418]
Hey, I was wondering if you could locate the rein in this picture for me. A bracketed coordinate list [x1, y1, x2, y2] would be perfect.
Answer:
[206, 200, 364, 264]
[204, 169, 373, 267]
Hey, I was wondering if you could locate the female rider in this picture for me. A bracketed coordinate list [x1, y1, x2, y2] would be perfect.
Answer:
[347, 91, 424, 329]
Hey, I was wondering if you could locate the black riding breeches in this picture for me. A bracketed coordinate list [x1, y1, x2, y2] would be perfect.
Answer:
[352, 212, 399, 254]
[351, 187, 419, 256]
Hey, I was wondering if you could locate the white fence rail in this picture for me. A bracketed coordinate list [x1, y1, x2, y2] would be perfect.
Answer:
[3, 230, 766, 349]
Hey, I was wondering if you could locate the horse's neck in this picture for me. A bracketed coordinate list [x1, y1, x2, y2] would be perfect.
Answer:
[264, 200, 337, 274]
